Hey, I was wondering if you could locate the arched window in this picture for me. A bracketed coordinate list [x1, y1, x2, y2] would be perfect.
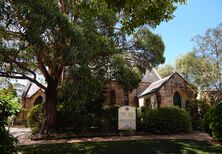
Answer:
[34, 96, 43, 105]
[173, 92, 182, 107]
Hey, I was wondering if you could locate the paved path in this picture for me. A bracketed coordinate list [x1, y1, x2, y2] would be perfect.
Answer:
[9, 126, 214, 146]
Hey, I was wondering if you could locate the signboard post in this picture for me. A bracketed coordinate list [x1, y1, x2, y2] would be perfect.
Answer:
[118, 106, 136, 130]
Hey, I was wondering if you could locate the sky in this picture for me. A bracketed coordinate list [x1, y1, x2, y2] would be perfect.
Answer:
[153, 0, 222, 64]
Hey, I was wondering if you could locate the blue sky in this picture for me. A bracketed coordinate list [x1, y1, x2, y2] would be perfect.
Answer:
[153, 0, 222, 64]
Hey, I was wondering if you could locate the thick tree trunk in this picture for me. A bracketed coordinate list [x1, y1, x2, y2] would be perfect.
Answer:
[40, 78, 58, 134]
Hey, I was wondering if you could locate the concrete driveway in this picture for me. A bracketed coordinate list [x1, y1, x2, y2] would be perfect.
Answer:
[8, 126, 31, 143]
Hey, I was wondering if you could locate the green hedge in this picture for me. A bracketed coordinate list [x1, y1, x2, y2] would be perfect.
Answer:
[203, 102, 222, 141]
[139, 107, 192, 134]
[57, 104, 119, 133]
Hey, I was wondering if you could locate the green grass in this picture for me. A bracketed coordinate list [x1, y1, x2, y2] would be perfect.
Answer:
[19, 139, 222, 154]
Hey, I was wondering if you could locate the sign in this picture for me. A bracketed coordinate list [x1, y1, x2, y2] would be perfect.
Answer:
[118, 106, 136, 130]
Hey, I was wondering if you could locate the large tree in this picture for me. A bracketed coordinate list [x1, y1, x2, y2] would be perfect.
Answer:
[192, 23, 222, 94]
[0, 0, 185, 133]
[175, 24, 222, 94]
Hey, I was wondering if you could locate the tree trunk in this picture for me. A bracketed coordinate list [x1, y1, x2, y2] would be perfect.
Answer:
[40, 78, 58, 134]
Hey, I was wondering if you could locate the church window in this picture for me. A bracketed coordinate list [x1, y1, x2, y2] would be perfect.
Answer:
[173, 92, 182, 107]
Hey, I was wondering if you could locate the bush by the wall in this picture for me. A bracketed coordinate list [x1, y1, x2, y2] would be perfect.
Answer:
[140, 107, 192, 134]
[57, 101, 119, 133]
[186, 100, 210, 130]
[27, 104, 43, 134]
[202, 108, 214, 136]
[57, 110, 93, 132]
[98, 105, 118, 133]
[203, 102, 222, 141]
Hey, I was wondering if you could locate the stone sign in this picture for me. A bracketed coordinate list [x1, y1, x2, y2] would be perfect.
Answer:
[118, 106, 136, 130]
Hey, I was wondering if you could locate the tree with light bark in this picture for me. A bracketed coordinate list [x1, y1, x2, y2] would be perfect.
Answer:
[192, 23, 222, 94]
[0, 0, 186, 134]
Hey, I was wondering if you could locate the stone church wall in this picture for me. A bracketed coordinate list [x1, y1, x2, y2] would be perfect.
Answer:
[104, 81, 150, 107]
[158, 73, 196, 108]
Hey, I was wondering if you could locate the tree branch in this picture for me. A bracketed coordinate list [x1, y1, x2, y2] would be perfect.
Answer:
[0, 71, 46, 90]
[10, 58, 37, 80]
[36, 53, 50, 79]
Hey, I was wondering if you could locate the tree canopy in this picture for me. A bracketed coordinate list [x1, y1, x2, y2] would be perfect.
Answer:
[157, 64, 174, 78]
[192, 23, 222, 93]
[175, 24, 222, 93]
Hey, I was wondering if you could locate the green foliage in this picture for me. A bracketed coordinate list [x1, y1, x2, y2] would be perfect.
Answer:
[104, 0, 186, 32]
[139, 107, 192, 134]
[0, 0, 181, 81]
[27, 104, 43, 134]
[203, 108, 214, 136]
[175, 23, 222, 92]
[132, 28, 165, 72]
[0, 89, 20, 126]
[99, 105, 118, 133]
[0, 128, 19, 154]
[111, 56, 141, 91]
[203, 102, 222, 141]
[186, 100, 210, 130]
[57, 96, 119, 133]
[157, 64, 174, 78]
[0, 88, 20, 154]
[175, 51, 213, 90]
[192, 23, 222, 92]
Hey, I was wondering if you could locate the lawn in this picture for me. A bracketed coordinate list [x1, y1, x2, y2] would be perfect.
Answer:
[19, 139, 222, 154]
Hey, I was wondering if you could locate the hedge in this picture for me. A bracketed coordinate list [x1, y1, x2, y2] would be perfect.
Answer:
[203, 102, 222, 141]
[139, 107, 192, 134]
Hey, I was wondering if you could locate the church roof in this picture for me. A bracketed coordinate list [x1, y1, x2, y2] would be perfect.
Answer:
[138, 72, 195, 98]
[137, 72, 195, 97]
[138, 75, 171, 97]
[141, 69, 161, 83]
[22, 82, 44, 98]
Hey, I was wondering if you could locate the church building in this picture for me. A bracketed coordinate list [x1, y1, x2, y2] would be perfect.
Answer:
[20, 69, 197, 122]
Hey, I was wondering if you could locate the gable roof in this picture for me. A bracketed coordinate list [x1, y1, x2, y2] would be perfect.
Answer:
[138, 75, 171, 97]
[138, 72, 195, 98]
[141, 69, 162, 83]
[22, 82, 44, 98]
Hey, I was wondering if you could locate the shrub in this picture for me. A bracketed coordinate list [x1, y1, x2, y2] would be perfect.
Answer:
[203, 102, 222, 141]
[186, 100, 210, 130]
[140, 107, 192, 134]
[98, 105, 118, 133]
[57, 104, 119, 133]
[202, 108, 214, 136]
[0, 89, 20, 153]
[57, 110, 93, 132]
[27, 104, 43, 134]
[0, 128, 19, 154]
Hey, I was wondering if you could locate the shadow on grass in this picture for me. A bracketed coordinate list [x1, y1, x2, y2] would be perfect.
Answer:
[19, 139, 222, 154]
